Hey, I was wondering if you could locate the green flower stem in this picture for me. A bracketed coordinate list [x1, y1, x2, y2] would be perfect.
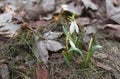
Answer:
[66, 32, 70, 51]
[72, 13, 75, 21]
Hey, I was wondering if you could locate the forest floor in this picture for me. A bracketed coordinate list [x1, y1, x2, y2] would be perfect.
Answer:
[0, 0, 120, 79]
[0, 17, 120, 79]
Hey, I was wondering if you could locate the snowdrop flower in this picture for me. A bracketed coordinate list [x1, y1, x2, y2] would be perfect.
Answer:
[70, 21, 79, 34]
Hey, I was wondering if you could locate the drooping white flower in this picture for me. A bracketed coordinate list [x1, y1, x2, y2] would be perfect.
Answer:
[70, 21, 79, 34]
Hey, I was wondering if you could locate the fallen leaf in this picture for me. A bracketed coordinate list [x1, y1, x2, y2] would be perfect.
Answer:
[111, 0, 120, 5]
[0, 23, 22, 37]
[97, 24, 120, 39]
[3, 0, 22, 11]
[35, 39, 64, 64]
[60, 0, 71, 4]
[84, 26, 96, 35]
[54, 5, 62, 14]
[4, 5, 16, 15]
[43, 32, 63, 40]
[61, 2, 83, 16]
[0, 13, 12, 23]
[36, 64, 49, 79]
[76, 17, 90, 26]
[35, 40, 49, 64]
[39, 14, 53, 20]
[83, 35, 91, 43]
[95, 0, 106, 20]
[0, 59, 6, 64]
[83, 25, 97, 44]
[24, 1, 42, 20]
[25, 0, 55, 20]
[45, 40, 63, 52]
[92, 0, 101, 5]
[96, 61, 112, 71]
[81, 0, 97, 10]
[106, 0, 120, 24]
[98, 24, 120, 30]
[41, 0, 55, 13]
[1, 0, 55, 20]
[29, 20, 50, 31]
[3, 0, 28, 21]
[93, 52, 109, 60]
[51, 53, 62, 59]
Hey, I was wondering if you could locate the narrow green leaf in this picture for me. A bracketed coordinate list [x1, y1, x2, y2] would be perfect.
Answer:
[68, 47, 85, 62]
[63, 53, 71, 68]
[91, 45, 102, 56]
[62, 26, 67, 35]
[85, 38, 102, 68]
[62, 26, 73, 41]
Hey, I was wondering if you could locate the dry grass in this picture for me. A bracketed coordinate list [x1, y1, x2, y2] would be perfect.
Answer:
[0, 29, 38, 79]
[0, 16, 120, 79]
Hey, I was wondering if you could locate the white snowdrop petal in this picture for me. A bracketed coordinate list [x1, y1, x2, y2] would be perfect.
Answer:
[69, 39, 76, 48]
[74, 21, 79, 34]
[70, 22, 75, 34]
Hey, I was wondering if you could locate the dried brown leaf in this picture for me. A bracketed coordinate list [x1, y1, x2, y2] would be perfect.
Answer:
[0, 13, 12, 23]
[41, 0, 55, 13]
[35, 40, 49, 64]
[29, 20, 50, 31]
[93, 52, 109, 60]
[76, 17, 90, 26]
[81, 0, 97, 10]
[61, 2, 83, 16]
[0, 23, 21, 37]
[84, 26, 96, 35]
[98, 24, 120, 39]
[43, 32, 63, 40]
[45, 40, 63, 52]
[106, 0, 120, 24]
[36, 64, 49, 79]
[51, 53, 62, 59]
[96, 61, 112, 71]
[112, 0, 120, 5]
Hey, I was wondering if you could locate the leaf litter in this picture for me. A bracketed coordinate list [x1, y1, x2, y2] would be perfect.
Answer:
[0, 0, 120, 79]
